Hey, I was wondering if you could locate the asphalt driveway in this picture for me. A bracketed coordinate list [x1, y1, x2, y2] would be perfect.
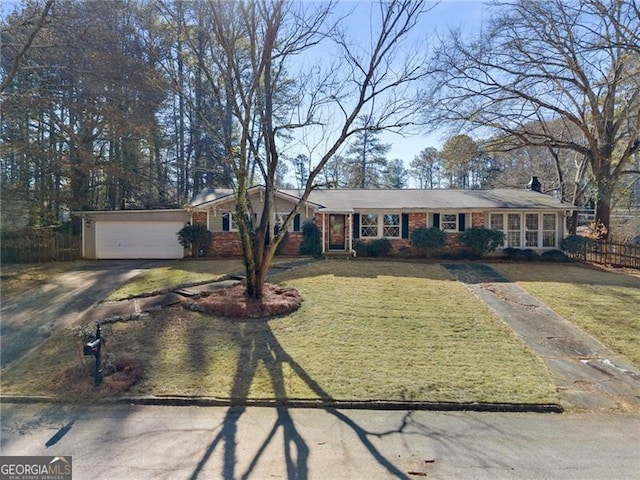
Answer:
[0, 260, 168, 369]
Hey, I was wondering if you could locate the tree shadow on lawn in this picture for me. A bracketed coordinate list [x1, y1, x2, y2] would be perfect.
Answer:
[189, 320, 412, 480]
[273, 259, 458, 283]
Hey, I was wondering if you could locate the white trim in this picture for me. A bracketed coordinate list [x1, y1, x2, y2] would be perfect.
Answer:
[358, 212, 402, 239]
[490, 211, 561, 249]
[440, 213, 458, 232]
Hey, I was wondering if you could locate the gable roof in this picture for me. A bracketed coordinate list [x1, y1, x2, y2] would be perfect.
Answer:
[189, 187, 572, 212]
[285, 188, 572, 212]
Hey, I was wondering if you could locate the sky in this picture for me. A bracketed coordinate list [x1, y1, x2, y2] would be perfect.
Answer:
[377, 0, 491, 164]
[288, 0, 492, 183]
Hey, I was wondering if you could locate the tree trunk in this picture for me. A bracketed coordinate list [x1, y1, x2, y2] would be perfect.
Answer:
[594, 183, 613, 239]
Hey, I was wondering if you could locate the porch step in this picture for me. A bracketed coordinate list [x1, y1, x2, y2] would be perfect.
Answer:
[322, 250, 355, 260]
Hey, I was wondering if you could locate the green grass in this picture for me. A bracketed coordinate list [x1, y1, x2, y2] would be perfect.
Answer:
[491, 263, 640, 368]
[1, 260, 558, 405]
[106, 259, 246, 300]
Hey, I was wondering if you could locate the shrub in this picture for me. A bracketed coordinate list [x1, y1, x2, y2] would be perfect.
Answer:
[540, 249, 569, 262]
[460, 227, 505, 257]
[561, 234, 593, 259]
[410, 227, 446, 257]
[177, 224, 213, 257]
[299, 220, 322, 256]
[354, 238, 392, 257]
[503, 248, 539, 261]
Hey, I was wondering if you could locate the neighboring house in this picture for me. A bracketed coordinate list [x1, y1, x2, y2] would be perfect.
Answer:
[187, 178, 573, 257]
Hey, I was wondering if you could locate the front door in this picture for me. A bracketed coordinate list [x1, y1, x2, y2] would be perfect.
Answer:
[328, 214, 346, 250]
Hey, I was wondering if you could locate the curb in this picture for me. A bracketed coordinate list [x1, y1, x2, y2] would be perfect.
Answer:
[0, 395, 563, 413]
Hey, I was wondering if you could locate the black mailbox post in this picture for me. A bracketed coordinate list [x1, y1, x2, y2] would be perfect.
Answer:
[83, 322, 102, 386]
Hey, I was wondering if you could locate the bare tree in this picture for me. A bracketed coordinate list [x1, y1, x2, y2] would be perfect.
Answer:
[429, 0, 640, 237]
[0, 0, 54, 94]
[205, 0, 432, 299]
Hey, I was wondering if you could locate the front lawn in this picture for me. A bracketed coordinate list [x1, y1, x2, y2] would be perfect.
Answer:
[1, 261, 558, 405]
[491, 263, 640, 368]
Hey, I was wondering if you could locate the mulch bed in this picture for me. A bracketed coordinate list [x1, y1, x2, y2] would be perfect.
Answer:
[190, 283, 303, 319]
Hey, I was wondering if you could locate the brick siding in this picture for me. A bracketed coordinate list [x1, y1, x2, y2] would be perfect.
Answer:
[472, 212, 485, 227]
[192, 211, 208, 226]
[205, 231, 303, 257]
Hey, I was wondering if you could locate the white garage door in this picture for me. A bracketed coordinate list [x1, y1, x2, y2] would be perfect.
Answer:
[95, 221, 184, 259]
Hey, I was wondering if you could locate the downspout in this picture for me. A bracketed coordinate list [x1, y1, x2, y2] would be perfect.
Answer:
[81, 214, 86, 258]
[348, 213, 353, 255]
[322, 213, 326, 254]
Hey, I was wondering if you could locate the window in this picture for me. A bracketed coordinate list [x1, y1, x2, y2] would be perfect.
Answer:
[490, 213, 504, 232]
[359, 213, 402, 238]
[272, 212, 302, 233]
[490, 212, 559, 249]
[525, 213, 539, 247]
[222, 212, 238, 231]
[361, 214, 378, 238]
[507, 214, 521, 247]
[383, 214, 400, 238]
[542, 214, 556, 247]
[441, 214, 458, 231]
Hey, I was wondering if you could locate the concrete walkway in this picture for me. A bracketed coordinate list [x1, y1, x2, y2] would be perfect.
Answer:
[442, 263, 640, 411]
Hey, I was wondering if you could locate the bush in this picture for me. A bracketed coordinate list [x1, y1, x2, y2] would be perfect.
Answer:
[354, 238, 392, 257]
[410, 227, 446, 257]
[540, 249, 569, 262]
[299, 220, 322, 256]
[561, 234, 593, 259]
[177, 224, 213, 258]
[502, 248, 539, 261]
[460, 227, 505, 257]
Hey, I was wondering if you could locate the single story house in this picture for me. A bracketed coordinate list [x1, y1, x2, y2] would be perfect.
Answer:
[187, 180, 573, 257]
[75, 179, 573, 260]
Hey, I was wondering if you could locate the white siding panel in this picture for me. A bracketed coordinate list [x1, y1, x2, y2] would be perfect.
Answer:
[95, 221, 184, 259]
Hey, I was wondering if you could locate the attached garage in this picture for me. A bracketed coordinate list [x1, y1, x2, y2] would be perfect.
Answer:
[76, 210, 189, 259]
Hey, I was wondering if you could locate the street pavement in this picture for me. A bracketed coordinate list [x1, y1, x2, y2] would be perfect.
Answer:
[1, 403, 639, 480]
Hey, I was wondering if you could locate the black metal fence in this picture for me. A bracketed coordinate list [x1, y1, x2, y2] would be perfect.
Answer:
[1, 229, 81, 263]
[575, 240, 640, 269]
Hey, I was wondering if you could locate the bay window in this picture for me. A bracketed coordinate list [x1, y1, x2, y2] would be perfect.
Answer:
[542, 214, 557, 247]
[490, 212, 559, 249]
[507, 214, 521, 247]
[525, 213, 539, 247]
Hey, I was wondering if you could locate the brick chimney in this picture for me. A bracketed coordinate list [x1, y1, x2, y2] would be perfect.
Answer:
[527, 176, 541, 192]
